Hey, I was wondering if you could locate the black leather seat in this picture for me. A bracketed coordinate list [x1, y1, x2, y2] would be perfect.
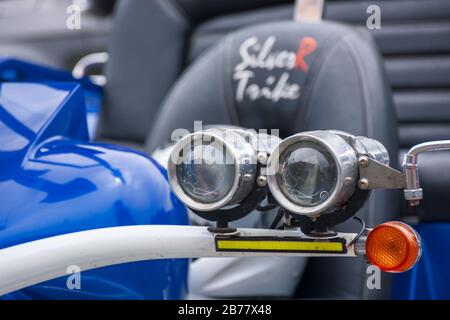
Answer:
[97, 0, 449, 298]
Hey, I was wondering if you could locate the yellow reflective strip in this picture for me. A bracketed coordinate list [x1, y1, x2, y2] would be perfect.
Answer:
[216, 240, 343, 252]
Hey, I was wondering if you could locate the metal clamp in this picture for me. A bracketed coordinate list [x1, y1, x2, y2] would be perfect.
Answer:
[357, 156, 405, 190]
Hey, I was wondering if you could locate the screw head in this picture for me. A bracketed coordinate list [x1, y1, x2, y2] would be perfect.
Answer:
[358, 178, 370, 190]
[257, 152, 268, 165]
[358, 156, 370, 167]
[257, 175, 268, 187]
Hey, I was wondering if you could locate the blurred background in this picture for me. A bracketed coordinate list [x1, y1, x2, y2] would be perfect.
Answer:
[0, 0, 115, 69]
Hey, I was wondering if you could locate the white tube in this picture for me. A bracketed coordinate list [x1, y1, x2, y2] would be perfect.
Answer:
[0, 225, 356, 296]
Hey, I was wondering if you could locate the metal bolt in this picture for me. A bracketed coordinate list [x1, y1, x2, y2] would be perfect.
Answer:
[358, 178, 369, 190]
[404, 188, 423, 200]
[257, 152, 268, 165]
[257, 175, 268, 187]
[404, 189, 423, 207]
[358, 156, 370, 168]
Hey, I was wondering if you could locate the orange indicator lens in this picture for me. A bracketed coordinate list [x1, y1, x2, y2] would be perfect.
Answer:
[365, 221, 421, 273]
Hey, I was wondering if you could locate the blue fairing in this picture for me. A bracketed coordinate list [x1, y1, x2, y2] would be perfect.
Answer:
[0, 59, 189, 299]
[0, 58, 101, 138]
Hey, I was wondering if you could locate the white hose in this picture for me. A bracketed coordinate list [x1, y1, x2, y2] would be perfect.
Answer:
[0, 225, 356, 296]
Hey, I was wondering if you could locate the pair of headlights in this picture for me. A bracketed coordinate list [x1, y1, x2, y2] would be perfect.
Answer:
[166, 128, 426, 273]
[168, 128, 389, 221]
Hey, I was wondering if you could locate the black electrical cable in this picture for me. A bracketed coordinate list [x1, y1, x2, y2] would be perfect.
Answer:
[269, 207, 284, 229]
[256, 203, 279, 212]
[346, 216, 366, 247]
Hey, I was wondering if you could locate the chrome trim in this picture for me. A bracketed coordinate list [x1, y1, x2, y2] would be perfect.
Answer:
[168, 129, 257, 212]
[72, 52, 109, 86]
[267, 131, 358, 217]
[403, 140, 450, 206]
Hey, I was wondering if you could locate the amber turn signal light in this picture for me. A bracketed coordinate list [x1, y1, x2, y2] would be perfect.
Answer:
[365, 221, 421, 273]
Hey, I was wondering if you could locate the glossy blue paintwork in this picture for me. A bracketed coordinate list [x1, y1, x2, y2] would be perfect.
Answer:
[0, 58, 100, 137]
[0, 66, 189, 299]
[392, 223, 450, 299]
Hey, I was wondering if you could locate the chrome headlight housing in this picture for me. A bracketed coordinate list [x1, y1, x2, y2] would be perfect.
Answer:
[267, 131, 389, 218]
[167, 127, 391, 232]
[168, 129, 258, 212]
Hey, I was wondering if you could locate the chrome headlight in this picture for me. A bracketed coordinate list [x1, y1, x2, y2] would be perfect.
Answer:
[167, 127, 391, 232]
[267, 131, 389, 218]
[168, 129, 258, 212]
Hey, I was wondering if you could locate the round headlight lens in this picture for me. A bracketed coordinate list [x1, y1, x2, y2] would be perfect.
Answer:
[168, 129, 259, 212]
[276, 142, 337, 207]
[176, 143, 236, 204]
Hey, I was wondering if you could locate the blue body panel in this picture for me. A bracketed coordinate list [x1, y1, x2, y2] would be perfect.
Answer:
[0, 59, 189, 299]
[392, 223, 450, 300]
[0, 58, 101, 137]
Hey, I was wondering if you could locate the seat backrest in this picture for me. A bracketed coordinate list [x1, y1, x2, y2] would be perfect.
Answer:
[145, 20, 397, 149]
[99, 0, 292, 144]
